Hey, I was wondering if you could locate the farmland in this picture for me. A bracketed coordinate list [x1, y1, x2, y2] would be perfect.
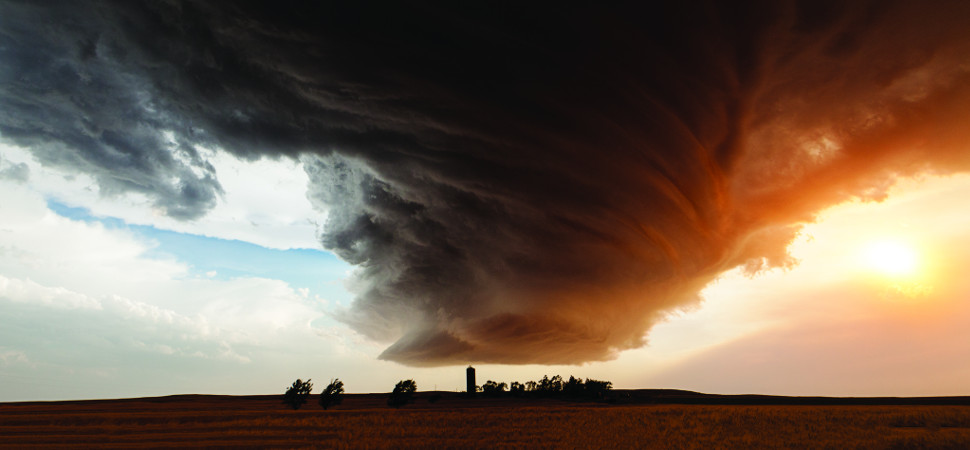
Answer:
[2, 392, 970, 448]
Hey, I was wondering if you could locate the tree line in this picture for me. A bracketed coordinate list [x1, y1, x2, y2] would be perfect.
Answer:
[479, 375, 613, 400]
[281, 374, 613, 410]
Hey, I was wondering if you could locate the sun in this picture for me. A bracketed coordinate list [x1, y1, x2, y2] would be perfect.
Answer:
[862, 240, 919, 277]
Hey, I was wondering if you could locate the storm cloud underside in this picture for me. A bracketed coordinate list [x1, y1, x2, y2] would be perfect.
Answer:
[3, 1, 970, 365]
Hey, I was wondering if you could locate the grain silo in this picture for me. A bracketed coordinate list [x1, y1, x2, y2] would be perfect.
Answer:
[466, 366, 476, 396]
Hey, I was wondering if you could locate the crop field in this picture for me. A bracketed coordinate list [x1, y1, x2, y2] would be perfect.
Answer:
[3, 393, 970, 449]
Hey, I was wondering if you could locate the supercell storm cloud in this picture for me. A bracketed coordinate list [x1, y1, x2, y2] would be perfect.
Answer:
[3, 1, 970, 365]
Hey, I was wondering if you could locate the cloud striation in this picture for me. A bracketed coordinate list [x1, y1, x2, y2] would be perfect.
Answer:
[3, 1, 970, 365]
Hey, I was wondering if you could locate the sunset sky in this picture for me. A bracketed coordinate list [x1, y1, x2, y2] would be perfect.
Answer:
[2, 1, 970, 401]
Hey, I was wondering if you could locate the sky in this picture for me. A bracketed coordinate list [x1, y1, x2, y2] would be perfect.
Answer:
[2, 1, 970, 401]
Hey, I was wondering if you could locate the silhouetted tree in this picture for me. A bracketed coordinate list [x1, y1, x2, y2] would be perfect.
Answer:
[584, 378, 613, 400]
[481, 380, 507, 397]
[536, 375, 563, 396]
[319, 378, 344, 410]
[525, 380, 537, 392]
[550, 375, 563, 392]
[282, 378, 313, 410]
[387, 379, 417, 408]
[563, 376, 584, 397]
[509, 381, 526, 397]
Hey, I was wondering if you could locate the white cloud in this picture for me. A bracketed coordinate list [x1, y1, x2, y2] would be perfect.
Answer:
[0, 348, 32, 367]
[0, 180, 186, 297]
[0, 275, 102, 310]
[0, 142, 326, 250]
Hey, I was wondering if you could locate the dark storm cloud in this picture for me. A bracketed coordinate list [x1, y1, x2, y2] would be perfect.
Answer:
[0, 1, 221, 218]
[3, 1, 970, 365]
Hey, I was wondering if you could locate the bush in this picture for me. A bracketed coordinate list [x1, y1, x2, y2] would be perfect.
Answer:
[319, 378, 344, 410]
[387, 379, 417, 408]
[282, 378, 313, 410]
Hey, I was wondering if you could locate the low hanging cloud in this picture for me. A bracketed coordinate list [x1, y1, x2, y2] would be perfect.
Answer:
[3, 1, 970, 365]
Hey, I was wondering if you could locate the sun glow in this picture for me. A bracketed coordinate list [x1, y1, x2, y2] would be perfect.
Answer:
[855, 238, 937, 299]
[863, 240, 919, 277]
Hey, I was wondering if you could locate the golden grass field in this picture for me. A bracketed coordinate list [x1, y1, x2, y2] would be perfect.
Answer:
[2, 392, 970, 449]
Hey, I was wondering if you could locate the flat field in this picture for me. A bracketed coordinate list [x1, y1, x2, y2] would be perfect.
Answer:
[3, 392, 970, 448]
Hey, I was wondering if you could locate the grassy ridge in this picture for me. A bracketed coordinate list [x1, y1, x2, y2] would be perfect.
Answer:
[2, 394, 970, 448]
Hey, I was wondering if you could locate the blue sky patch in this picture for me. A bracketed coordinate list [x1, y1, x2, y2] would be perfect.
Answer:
[46, 200, 354, 304]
